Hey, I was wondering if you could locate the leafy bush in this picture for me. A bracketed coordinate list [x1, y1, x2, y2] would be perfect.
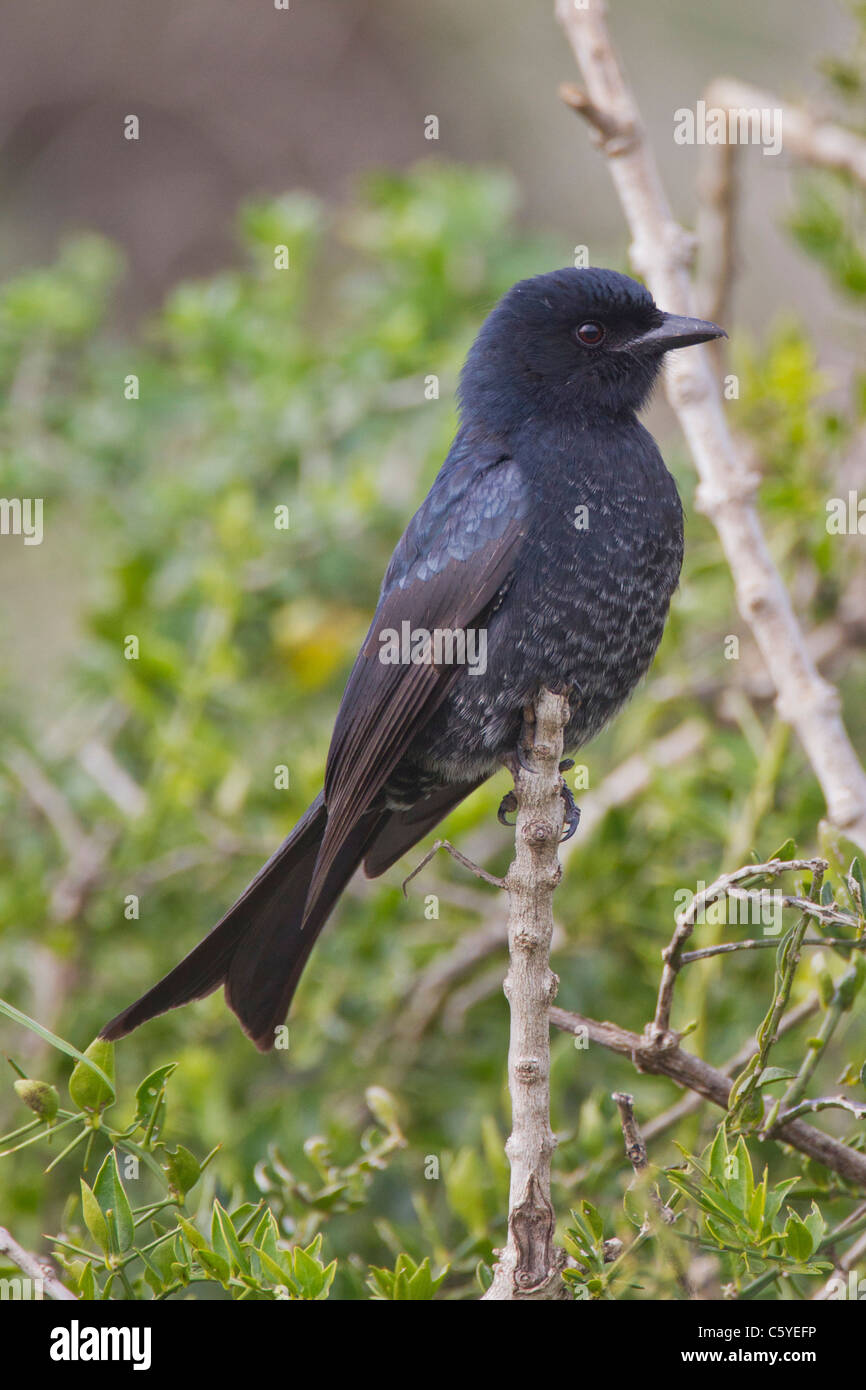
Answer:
[1, 148, 865, 1298]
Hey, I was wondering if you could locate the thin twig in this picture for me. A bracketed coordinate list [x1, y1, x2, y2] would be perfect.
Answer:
[652, 856, 826, 1041]
[726, 866, 823, 1129]
[401, 839, 506, 896]
[680, 936, 865, 964]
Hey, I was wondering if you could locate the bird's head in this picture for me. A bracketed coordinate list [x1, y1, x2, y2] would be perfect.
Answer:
[459, 266, 725, 428]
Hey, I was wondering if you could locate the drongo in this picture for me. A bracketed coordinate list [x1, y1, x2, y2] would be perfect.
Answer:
[102, 267, 724, 1050]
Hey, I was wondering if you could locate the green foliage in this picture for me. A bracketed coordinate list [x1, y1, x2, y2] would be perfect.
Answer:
[0, 125, 865, 1300]
[366, 1253, 448, 1301]
[0, 1028, 416, 1300]
[666, 1127, 830, 1283]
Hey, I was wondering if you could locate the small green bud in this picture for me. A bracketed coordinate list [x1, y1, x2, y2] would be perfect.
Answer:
[365, 1085, 400, 1132]
[69, 1039, 115, 1114]
[13, 1078, 59, 1122]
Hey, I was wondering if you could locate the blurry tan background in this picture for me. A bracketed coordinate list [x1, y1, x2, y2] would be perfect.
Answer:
[0, 0, 850, 324]
[0, 0, 856, 695]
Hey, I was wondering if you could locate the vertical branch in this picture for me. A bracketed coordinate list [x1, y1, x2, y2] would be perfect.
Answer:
[556, 0, 866, 852]
[695, 135, 738, 328]
[484, 687, 571, 1301]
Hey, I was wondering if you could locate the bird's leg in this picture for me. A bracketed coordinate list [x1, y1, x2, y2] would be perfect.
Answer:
[559, 775, 581, 843]
[511, 702, 540, 777]
[498, 737, 533, 824]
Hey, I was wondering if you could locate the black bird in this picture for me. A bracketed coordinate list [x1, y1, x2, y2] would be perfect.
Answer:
[101, 267, 724, 1051]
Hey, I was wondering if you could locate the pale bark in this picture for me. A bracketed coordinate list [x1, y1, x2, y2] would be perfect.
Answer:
[483, 688, 571, 1300]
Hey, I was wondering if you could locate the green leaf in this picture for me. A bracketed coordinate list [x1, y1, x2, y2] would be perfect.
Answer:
[196, 1248, 230, 1285]
[212, 1200, 249, 1275]
[765, 1177, 801, 1226]
[784, 1211, 814, 1262]
[443, 1147, 488, 1238]
[708, 1126, 728, 1183]
[848, 858, 866, 913]
[92, 1150, 135, 1254]
[365, 1253, 445, 1301]
[804, 1200, 826, 1251]
[755, 1067, 798, 1087]
[252, 1209, 280, 1262]
[749, 1167, 769, 1233]
[143, 1226, 175, 1281]
[291, 1243, 336, 1300]
[704, 1216, 738, 1250]
[364, 1085, 400, 1133]
[727, 1137, 754, 1213]
[837, 954, 866, 1010]
[175, 1213, 207, 1253]
[76, 1261, 96, 1300]
[80, 1178, 110, 1254]
[622, 1185, 645, 1229]
[134, 1064, 176, 1128]
[580, 1199, 604, 1244]
[768, 838, 796, 863]
[161, 1144, 201, 1198]
[257, 1248, 292, 1290]
[404, 1256, 447, 1300]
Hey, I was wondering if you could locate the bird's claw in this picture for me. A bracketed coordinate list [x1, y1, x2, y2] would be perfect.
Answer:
[499, 768, 579, 840]
[560, 780, 581, 842]
[515, 743, 536, 775]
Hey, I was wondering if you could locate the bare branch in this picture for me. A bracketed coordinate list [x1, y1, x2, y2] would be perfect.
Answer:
[0, 1226, 76, 1301]
[652, 856, 827, 1040]
[484, 689, 571, 1301]
[550, 1004, 866, 1188]
[705, 77, 866, 186]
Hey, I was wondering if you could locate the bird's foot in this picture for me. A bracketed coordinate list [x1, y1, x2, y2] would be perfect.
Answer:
[560, 778, 581, 842]
[497, 790, 518, 827]
[515, 742, 537, 775]
[499, 761, 578, 834]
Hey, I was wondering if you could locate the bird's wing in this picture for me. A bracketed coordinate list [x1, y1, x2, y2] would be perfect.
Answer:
[306, 445, 527, 909]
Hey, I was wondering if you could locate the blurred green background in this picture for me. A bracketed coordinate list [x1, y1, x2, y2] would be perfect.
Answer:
[1, 1, 865, 1300]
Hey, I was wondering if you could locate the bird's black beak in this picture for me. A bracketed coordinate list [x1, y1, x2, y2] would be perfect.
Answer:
[628, 312, 727, 354]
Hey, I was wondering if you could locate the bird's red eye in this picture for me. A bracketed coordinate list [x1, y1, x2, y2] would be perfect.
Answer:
[576, 321, 605, 346]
